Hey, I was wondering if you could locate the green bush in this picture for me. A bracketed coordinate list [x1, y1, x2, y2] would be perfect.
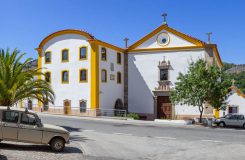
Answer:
[127, 113, 140, 120]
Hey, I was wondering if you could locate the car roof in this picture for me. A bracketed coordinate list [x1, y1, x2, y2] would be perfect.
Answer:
[0, 106, 35, 114]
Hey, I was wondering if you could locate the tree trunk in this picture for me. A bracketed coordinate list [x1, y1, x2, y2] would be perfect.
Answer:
[199, 105, 204, 123]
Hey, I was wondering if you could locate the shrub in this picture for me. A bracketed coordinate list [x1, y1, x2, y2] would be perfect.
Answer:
[127, 113, 140, 120]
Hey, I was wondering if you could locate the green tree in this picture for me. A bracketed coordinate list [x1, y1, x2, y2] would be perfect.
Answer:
[0, 48, 55, 106]
[170, 59, 231, 122]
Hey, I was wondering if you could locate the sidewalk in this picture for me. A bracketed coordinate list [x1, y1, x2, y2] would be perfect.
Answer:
[38, 112, 198, 128]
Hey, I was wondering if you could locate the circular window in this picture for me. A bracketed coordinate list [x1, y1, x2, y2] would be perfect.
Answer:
[157, 32, 170, 46]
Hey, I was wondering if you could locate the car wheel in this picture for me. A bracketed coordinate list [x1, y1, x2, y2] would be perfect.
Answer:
[219, 122, 226, 127]
[50, 138, 65, 152]
[243, 124, 245, 129]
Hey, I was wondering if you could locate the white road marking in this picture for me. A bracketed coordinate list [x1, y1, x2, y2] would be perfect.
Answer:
[113, 132, 132, 136]
[83, 130, 95, 132]
[155, 136, 176, 140]
[201, 139, 224, 143]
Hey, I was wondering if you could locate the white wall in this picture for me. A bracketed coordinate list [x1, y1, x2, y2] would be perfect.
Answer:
[41, 34, 91, 108]
[99, 46, 124, 109]
[220, 91, 245, 116]
[128, 50, 206, 115]
[137, 30, 195, 49]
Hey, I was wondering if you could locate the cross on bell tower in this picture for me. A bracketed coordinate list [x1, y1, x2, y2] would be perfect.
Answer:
[162, 13, 168, 25]
[206, 32, 212, 44]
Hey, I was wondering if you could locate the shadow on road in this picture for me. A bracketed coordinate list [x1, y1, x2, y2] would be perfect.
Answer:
[0, 143, 82, 154]
[0, 154, 8, 160]
[61, 126, 82, 132]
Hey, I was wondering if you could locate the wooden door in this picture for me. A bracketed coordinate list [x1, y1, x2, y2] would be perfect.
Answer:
[157, 96, 172, 119]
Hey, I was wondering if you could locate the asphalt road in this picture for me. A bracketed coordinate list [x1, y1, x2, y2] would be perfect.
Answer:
[38, 114, 245, 160]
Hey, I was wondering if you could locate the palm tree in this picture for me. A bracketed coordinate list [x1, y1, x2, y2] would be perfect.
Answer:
[0, 48, 55, 107]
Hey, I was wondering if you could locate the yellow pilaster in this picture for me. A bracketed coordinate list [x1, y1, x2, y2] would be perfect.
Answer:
[37, 48, 42, 109]
[90, 43, 99, 109]
[214, 109, 220, 118]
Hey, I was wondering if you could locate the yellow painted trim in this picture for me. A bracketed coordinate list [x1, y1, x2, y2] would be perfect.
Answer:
[213, 46, 223, 67]
[79, 68, 88, 83]
[38, 29, 94, 51]
[101, 69, 107, 83]
[44, 51, 52, 64]
[128, 24, 204, 50]
[117, 52, 122, 65]
[117, 71, 122, 84]
[90, 43, 99, 109]
[44, 71, 51, 83]
[156, 32, 171, 47]
[214, 109, 220, 118]
[101, 47, 107, 62]
[37, 49, 42, 109]
[61, 70, 69, 84]
[89, 39, 124, 52]
[61, 48, 69, 62]
[231, 86, 245, 98]
[128, 46, 204, 53]
[79, 46, 88, 60]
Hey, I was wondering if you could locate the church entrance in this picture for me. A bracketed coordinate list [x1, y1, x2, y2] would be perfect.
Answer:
[157, 96, 172, 119]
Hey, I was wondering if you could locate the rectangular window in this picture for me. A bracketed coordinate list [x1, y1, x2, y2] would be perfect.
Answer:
[79, 46, 87, 60]
[62, 49, 69, 62]
[79, 100, 87, 113]
[2, 111, 19, 123]
[79, 69, 87, 82]
[228, 106, 238, 114]
[117, 52, 121, 64]
[21, 113, 36, 125]
[160, 69, 168, 81]
[61, 71, 69, 83]
[117, 72, 121, 84]
[101, 48, 107, 61]
[45, 51, 51, 64]
[45, 72, 51, 83]
[101, 69, 107, 83]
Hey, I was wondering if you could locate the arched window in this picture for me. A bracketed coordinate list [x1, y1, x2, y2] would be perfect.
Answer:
[117, 72, 121, 84]
[79, 100, 87, 113]
[61, 49, 69, 62]
[61, 70, 69, 83]
[101, 47, 107, 61]
[79, 46, 87, 60]
[45, 51, 51, 63]
[101, 69, 107, 83]
[45, 72, 51, 83]
[117, 52, 121, 64]
[79, 69, 87, 83]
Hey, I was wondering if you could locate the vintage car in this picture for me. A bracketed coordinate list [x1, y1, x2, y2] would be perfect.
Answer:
[0, 106, 70, 152]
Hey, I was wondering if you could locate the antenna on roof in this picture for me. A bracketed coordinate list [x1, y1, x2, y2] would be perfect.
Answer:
[206, 32, 212, 44]
[124, 38, 129, 48]
[162, 13, 168, 25]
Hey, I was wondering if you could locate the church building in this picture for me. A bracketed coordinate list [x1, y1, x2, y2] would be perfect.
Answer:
[20, 16, 223, 120]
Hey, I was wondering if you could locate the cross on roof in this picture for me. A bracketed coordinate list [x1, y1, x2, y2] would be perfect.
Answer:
[162, 13, 168, 24]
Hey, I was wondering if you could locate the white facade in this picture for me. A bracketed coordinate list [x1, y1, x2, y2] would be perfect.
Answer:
[41, 34, 92, 108]
[99, 46, 124, 109]
[17, 23, 224, 120]
[219, 88, 245, 117]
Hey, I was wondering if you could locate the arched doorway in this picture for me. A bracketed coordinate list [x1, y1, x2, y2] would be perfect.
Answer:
[63, 99, 71, 114]
[114, 99, 124, 117]
[114, 99, 124, 110]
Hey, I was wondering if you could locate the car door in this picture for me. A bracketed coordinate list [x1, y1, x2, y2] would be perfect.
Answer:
[18, 112, 43, 143]
[226, 115, 238, 126]
[236, 115, 245, 127]
[1, 110, 20, 141]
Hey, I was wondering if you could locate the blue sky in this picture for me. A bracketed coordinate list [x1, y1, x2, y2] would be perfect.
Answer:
[0, 0, 244, 64]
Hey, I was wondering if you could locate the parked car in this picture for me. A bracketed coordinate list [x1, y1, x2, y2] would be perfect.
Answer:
[214, 113, 245, 128]
[0, 106, 70, 152]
